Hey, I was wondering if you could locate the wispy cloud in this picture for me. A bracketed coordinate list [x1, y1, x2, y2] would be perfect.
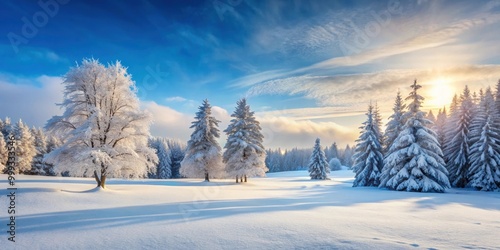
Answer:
[165, 96, 188, 102]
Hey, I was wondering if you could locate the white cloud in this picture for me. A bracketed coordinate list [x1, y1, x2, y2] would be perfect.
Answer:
[0, 75, 64, 128]
[165, 96, 188, 102]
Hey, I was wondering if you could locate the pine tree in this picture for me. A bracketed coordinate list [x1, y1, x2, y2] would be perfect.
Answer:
[148, 137, 172, 179]
[12, 120, 36, 174]
[166, 139, 185, 178]
[308, 138, 330, 180]
[0, 135, 7, 173]
[433, 107, 447, 148]
[373, 102, 384, 147]
[1, 117, 13, 139]
[445, 86, 475, 188]
[496, 79, 500, 112]
[180, 99, 224, 181]
[44, 59, 157, 188]
[380, 80, 450, 192]
[352, 103, 383, 187]
[426, 110, 436, 124]
[384, 91, 406, 153]
[467, 87, 500, 191]
[44, 135, 62, 176]
[31, 127, 48, 175]
[223, 99, 267, 183]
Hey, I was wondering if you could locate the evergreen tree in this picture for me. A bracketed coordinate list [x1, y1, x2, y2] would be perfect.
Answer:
[12, 120, 36, 174]
[426, 110, 436, 124]
[380, 80, 450, 192]
[1, 117, 13, 139]
[166, 139, 185, 178]
[31, 127, 48, 175]
[0, 135, 7, 172]
[352, 103, 383, 187]
[44, 135, 62, 176]
[373, 102, 384, 147]
[308, 138, 330, 180]
[384, 91, 406, 153]
[445, 86, 475, 188]
[149, 137, 172, 179]
[180, 99, 224, 181]
[468, 87, 500, 191]
[223, 99, 267, 183]
[496, 79, 500, 112]
[329, 142, 339, 159]
[433, 107, 447, 148]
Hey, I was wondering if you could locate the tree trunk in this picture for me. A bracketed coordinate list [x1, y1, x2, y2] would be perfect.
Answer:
[236, 175, 239, 183]
[205, 172, 210, 182]
[94, 170, 106, 188]
[240, 176, 243, 183]
[244, 175, 247, 182]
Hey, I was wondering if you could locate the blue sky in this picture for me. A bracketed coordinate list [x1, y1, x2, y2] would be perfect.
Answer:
[1, 0, 500, 149]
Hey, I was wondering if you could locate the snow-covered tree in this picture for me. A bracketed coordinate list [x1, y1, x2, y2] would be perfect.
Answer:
[373, 102, 384, 147]
[180, 99, 224, 181]
[329, 157, 342, 171]
[0, 135, 7, 173]
[496, 79, 500, 111]
[31, 127, 48, 175]
[44, 135, 62, 176]
[1, 117, 13, 139]
[308, 138, 330, 180]
[380, 80, 450, 192]
[384, 91, 406, 153]
[433, 108, 447, 148]
[166, 139, 185, 178]
[445, 86, 475, 188]
[467, 87, 500, 191]
[44, 59, 157, 188]
[352, 103, 384, 187]
[149, 137, 172, 179]
[340, 144, 354, 168]
[426, 110, 436, 124]
[223, 99, 267, 183]
[12, 120, 36, 174]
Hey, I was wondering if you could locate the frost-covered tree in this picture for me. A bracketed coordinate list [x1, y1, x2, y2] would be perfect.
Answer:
[352, 104, 384, 187]
[180, 99, 224, 181]
[426, 110, 436, 124]
[44, 59, 157, 188]
[0, 135, 7, 172]
[308, 138, 330, 180]
[223, 99, 267, 183]
[496, 79, 500, 111]
[329, 157, 342, 171]
[1, 117, 13, 139]
[373, 102, 384, 147]
[340, 144, 354, 168]
[445, 86, 475, 188]
[31, 127, 48, 175]
[149, 137, 172, 179]
[44, 135, 62, 176]
[433, 108, 447, 148]
[12, 120, 36, 174]
[384, 91, 406, 153]
[166, 139, 185, 178]
[380, 80, 450, 192]
[467, 88, 500, 191]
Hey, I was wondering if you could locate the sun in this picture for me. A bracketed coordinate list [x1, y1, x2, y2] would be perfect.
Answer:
[425, 78, 456, 110]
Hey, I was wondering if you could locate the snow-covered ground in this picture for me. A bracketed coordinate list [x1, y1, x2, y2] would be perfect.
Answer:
[1, 170, 499, 249]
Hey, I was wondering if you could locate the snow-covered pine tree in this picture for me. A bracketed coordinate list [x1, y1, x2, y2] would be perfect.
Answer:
[352, 103, 383, 187]
[308, 138, 330, 180]
[380, 80, 450, 192]
[445, 86, 475, 188]
[1, 117, 13, 139]
[149, 137, 172, 179]
[12, 120, 36, 174]
[166, 139, 185, 178]
[223, 98, 267, 183]
[496, 79, 500, 111]
[31, 127, 48, 175]
[433, 107, 447, 148]
[44, 59, 157, 188]
[467, 87, 500, 191]
[341, 144, 354, 168]
[373, 102, 384, 147]
[180, 99, 224, 181]
[44, 135, 62, 176]
[0, 135, 7, 173]
[426, 110, 436, 124]
[384, 91, 406, 153]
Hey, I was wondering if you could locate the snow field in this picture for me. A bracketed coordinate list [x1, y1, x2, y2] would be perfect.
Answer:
[0, 170, 499, 249]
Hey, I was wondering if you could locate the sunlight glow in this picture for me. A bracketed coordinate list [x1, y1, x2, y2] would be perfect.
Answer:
[425, 78, 456, 110]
